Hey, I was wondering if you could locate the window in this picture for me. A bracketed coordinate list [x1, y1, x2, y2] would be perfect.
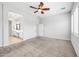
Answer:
[74, 6, 78, 36]
[71, 14, 74, 33]
[73, 6, 78, 35]
[71, 6, 79, 36]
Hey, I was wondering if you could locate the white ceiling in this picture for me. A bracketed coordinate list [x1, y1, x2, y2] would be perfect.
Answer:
[26, 2, 73, 18]
[8, 12, 23, 21]
[6, 2, 73, 18]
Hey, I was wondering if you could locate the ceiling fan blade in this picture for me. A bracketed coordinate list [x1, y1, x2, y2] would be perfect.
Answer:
[29, 6, 37, 9]
[41, 11, 44, 14]
[40, 2, 44, 6]
[39, 2, 44, 7]
[42, 8, 50, 10]
[34, 10, 38, 13]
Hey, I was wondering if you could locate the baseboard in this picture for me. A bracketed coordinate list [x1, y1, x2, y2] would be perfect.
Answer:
[39, 36, 71, 40]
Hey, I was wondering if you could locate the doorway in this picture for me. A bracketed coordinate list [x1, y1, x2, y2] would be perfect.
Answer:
[8, 12, 23, 45]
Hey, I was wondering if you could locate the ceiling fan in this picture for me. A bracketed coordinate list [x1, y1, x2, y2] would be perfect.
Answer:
[29, 2, 50, 14]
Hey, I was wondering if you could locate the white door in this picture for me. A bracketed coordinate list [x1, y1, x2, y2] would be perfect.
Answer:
[38, 24, 44, 36]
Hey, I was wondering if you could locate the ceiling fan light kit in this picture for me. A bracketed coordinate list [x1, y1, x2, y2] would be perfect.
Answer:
[29, 2, 50, 14]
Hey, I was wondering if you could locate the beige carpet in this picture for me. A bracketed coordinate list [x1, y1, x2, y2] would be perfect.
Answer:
[0, 37, 77, 57]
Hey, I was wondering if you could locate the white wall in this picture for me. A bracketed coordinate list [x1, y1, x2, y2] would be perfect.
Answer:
[42, 13, 71, 40]
[0, 3, 8, 47]
[71, 35, 79, 56]
[0, 3, 2, 47]
[37, 24, 44, 36]
[23, 13, 38, 40]
[3, 3, 9, 46]
[2, 3, 39, 46]
[71, 3, 79, 56]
